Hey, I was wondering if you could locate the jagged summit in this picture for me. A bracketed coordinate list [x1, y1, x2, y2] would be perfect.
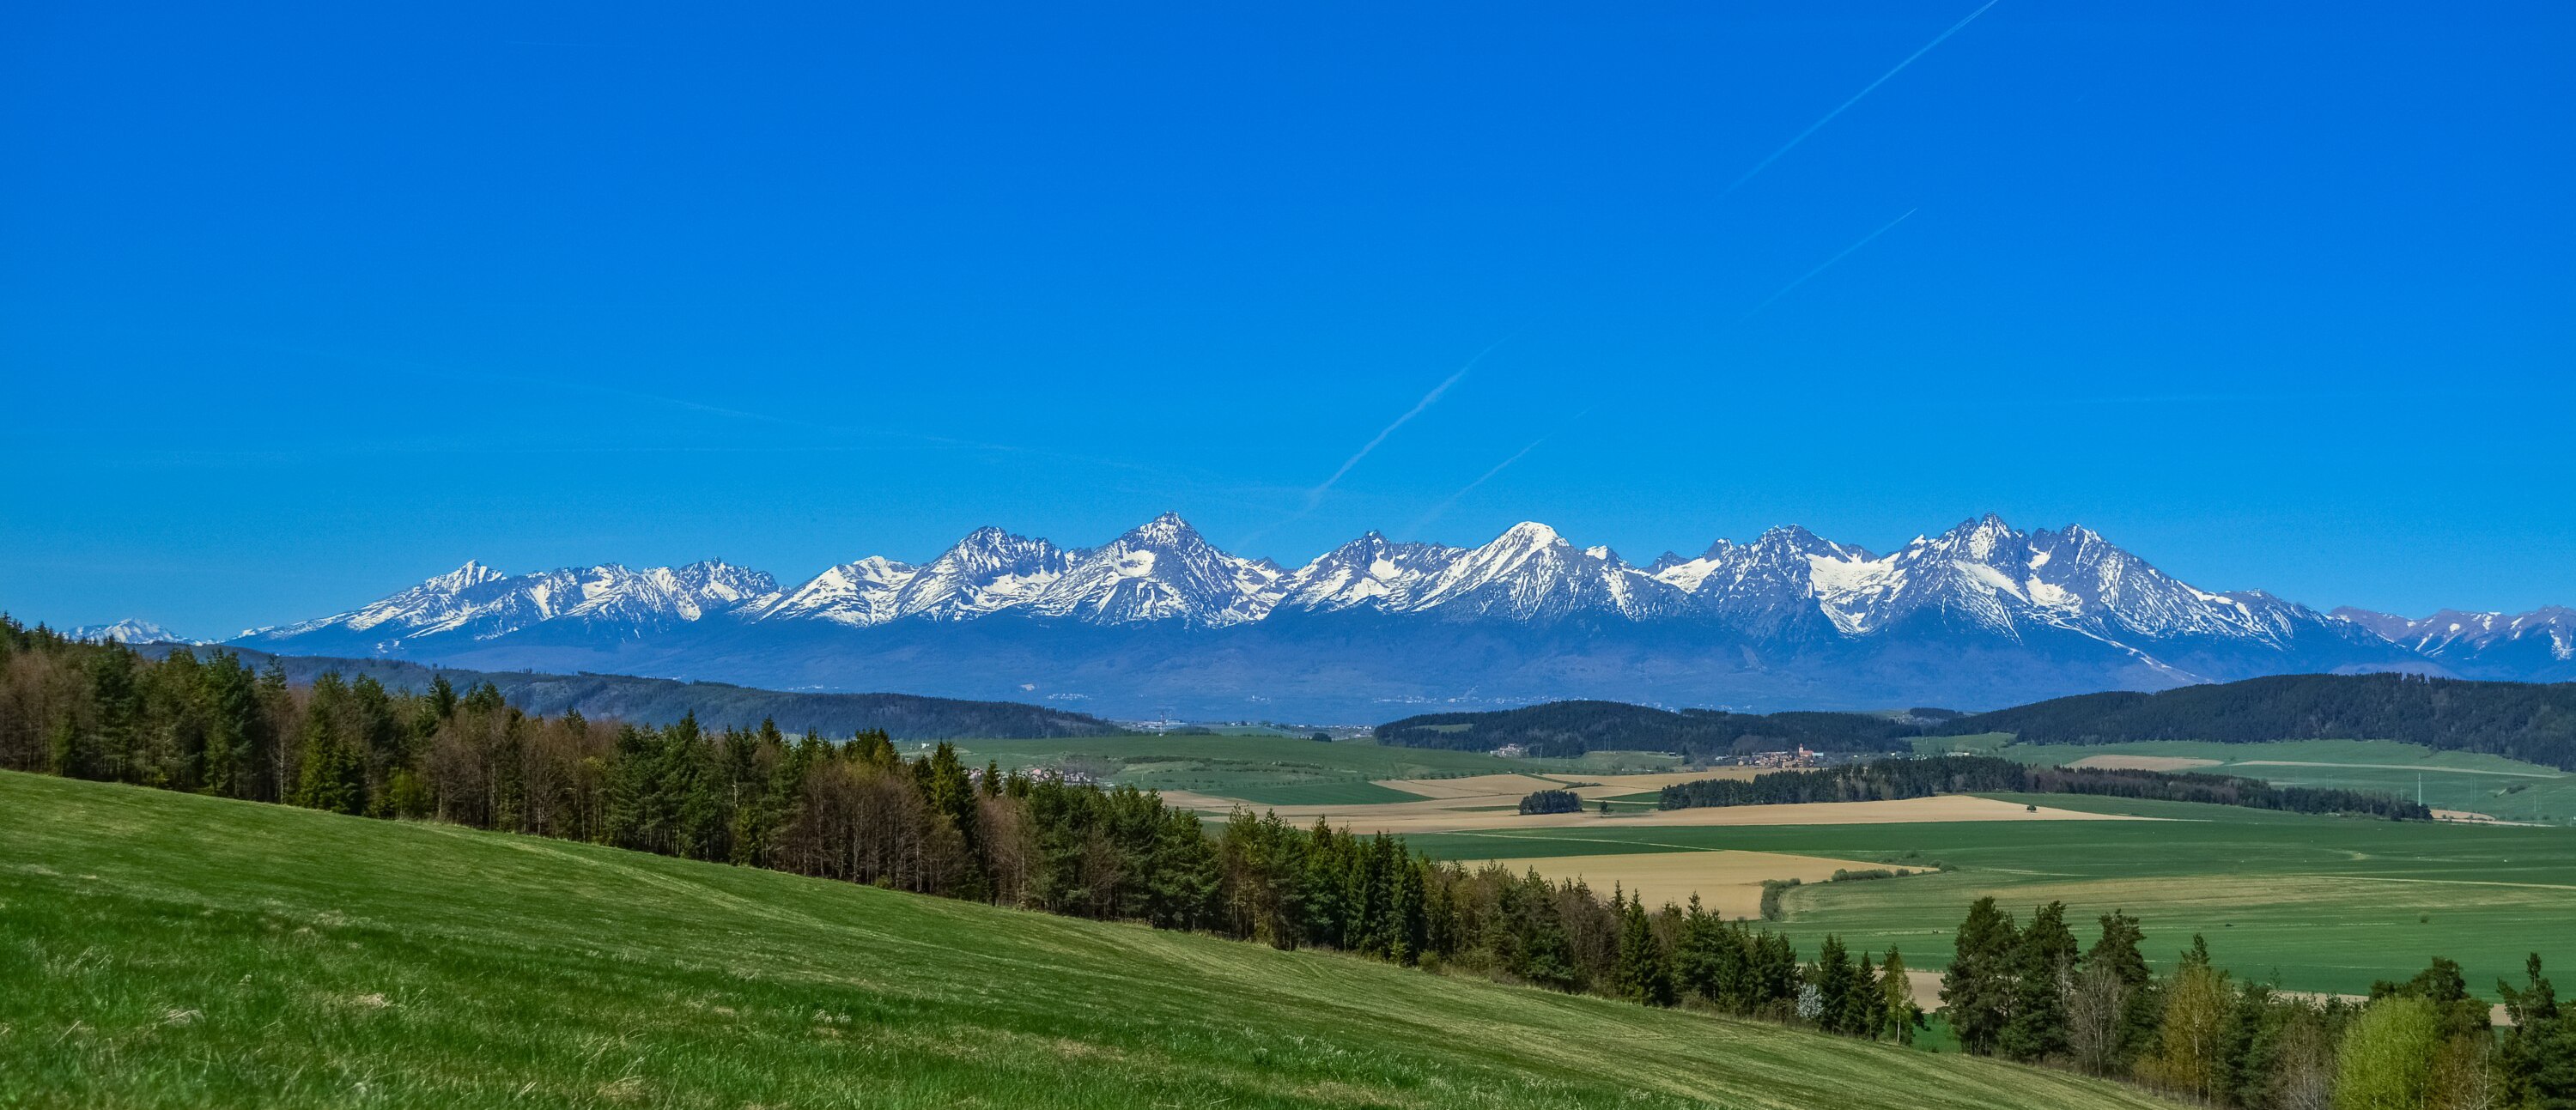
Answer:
[67, 619, 198, 646]
[222, 513, 2566, 712]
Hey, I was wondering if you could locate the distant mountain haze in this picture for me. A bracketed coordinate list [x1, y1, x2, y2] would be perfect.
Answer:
[208, 513, 2573, 720]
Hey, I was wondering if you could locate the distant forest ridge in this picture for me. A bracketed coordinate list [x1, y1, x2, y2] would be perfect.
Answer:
[164, 646, 1126, 740]
[1379, 675, 2576, 773]
[1372, 701, 1952, 761]
[1658, 755, 2433, 822]
[1937, 673, 2576, 771]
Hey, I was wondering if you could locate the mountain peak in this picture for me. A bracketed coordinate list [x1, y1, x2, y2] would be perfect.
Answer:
[1125, 512, 1200, 545]
[69, 618, 195, 645]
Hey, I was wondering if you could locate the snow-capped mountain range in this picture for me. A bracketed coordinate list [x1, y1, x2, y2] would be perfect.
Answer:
[216, 513, 2570, 719]
[67, 619, 201, 646]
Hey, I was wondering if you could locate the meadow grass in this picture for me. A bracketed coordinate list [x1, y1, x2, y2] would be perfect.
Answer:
[1404, 795, 2576, 997]
[0, 771, 2173, 1109]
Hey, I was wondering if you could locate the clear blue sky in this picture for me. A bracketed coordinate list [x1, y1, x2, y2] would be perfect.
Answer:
[4, 2, 2569, 638]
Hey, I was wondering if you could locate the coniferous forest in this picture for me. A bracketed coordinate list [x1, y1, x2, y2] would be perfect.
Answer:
[1940, 673, 2576, 770]
[3, 616, 2571, 1107]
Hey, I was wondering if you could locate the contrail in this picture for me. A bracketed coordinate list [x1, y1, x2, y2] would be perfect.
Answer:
[1719, 0, 2001, 197]
[1405, 406, 1595, 536]
[1303, 335, 1512, 508]
[1736, 208, 1917, 323]
[1406, 436, 1551, 536]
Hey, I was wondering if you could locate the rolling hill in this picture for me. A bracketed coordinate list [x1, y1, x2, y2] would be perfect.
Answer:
[0, 771, 2171, 1109]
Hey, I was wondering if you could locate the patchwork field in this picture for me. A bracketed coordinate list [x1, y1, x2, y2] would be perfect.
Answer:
[1404, 795, 2576, 998]
[1985, 738, 2576, 823]
[949, 735, 1543, 804]
[958, 734, 2576, 1002]
[1470, 849, 1897, 920]
[0, 772, 2170, 1110]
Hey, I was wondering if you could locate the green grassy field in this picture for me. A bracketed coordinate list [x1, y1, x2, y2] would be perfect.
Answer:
[1978, 738, 2576, 823]
[948, 735, 1537, 802]
[0, 772, 2171, 1110]
[1406, 795, 2576, 998]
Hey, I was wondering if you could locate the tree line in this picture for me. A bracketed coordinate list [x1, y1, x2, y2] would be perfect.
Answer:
[173, 646, 1125, 740]
[1658, 755, 2433, 820]
[1940, 897, 2572, 1108]
[5, 619, 2567, 1106]
[1940, 673, 2576, 771]
[1375, 699, 1929, 760]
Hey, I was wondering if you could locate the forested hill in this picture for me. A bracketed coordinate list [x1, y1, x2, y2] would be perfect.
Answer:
[1938, 673, 2576, 770]
[171, 645, 1126, 739]
[1373, 701, 1944, 759]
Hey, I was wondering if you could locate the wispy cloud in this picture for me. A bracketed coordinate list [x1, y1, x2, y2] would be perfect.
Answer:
[1736, 208, 1917, 323]
[1303, 335, 1513, 509]
[1406, 408, 1594, 537]
[1719, 0, 2002, 197]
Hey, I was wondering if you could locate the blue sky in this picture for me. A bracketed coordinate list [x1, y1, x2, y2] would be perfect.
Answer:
[3, 2, 2569, 637]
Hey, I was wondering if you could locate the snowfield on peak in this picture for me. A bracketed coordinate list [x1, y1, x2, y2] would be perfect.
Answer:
[218, 513, 2564, 717]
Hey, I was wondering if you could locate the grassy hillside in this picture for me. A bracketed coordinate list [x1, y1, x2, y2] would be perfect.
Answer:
[1406, 796, 2576, 998]
[0, 771, 2171, 1109]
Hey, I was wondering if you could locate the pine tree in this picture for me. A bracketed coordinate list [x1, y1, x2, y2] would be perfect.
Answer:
[2000, 900, 2079, 1061]
[1844, 953, 1882, 1036]
[2498, 953, 2574, 1109]
[1810, 935, 1856, 1031]
[291, 675, 364, 815]
[1612, 892, 1674, 1005]
[1944, 896, 2020, 1055]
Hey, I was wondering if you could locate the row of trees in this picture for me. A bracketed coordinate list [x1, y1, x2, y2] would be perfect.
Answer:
[1375, 699, 1923, 759]
[1940, 672, 2576, 771]
[4, 620, 2567, 1106]
[1659, 754, 2433, 820]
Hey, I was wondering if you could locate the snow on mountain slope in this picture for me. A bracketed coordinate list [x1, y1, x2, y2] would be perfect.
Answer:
[759, 556, 919, 627]
[1393, 522, 1674, 621]
[223, 514, 2558, 700]
[894, 528, 1076, 621]
[1653, 525, 1876, 628]
[240, 559, 779, 646]
[2336, 606, 2576, 664]
[1272, 531, 1465, 613]
[1025, 513, 1283, 627]
[66, 619, 198, 645]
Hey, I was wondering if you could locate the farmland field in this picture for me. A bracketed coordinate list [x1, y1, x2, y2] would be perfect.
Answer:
[947, 735, 1541, 803]
[0, 771, 2169, 1110]
[1404, 794, 2576, 998]
[1978, 738, 2576, 823]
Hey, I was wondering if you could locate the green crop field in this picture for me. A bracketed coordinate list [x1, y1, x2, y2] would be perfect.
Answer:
[949, 734, 1536, 799]
[1978, 738, 2576, 823]
[1404, 795, 2576, 998]
[0, 772, 2170, 1110]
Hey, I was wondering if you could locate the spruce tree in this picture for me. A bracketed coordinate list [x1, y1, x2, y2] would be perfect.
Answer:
[1844, 953, 1881, 1036]
[1810, 935, 1855, 1031]
[2000, 901, 2079, 1062]
[2498, 953, 2575, 1108]
[1944, 896, 2019, 1055]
